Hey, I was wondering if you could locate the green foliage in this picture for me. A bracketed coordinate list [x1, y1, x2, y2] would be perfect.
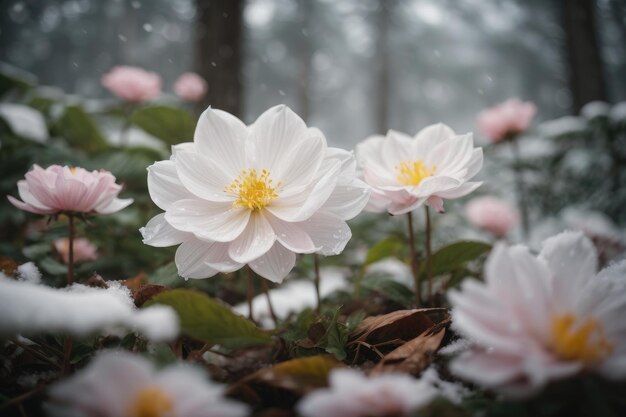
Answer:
[146, 289, 272, 349]
[51, 105, 109, 153]
[0, 63, 34, 98]
[131, 105, 195, 145]
[365, 235, 407, 266]
[422, 240, 491, 284]
[359, 273, 414, 307]
[283, 307, 351, 360]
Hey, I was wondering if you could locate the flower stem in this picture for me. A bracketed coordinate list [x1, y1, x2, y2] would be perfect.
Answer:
[63, 214, 75, 374]
[261, 278, 279, 327]
[120, 104, 133, 146]
[62, 336, 72, 375]
[67, 214, 75, 286]
[406, 212, 421, 306]
[246, 267, 255, 322]
[424, 206, 433, 306]
[313, 254, 321, 313]
[511, 138, 529, 237]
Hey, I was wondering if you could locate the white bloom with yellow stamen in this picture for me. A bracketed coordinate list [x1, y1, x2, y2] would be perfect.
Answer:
[449, 231, 626, 396]
[48, 351, 249, 417]
[141, 105, 370, 283]
[357, 124, 482, 215]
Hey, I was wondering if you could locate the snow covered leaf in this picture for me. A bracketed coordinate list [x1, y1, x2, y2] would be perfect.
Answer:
[0, 278, 178, 341]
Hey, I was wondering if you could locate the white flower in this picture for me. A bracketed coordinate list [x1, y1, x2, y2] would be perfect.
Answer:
[0, 277, 178, 342]
[141, 105, 369, 283]
[48, 351, 249, 417]
[296, 368, 437, 417]
[449, 231, 626, 396]
[357, 124, 482, 215]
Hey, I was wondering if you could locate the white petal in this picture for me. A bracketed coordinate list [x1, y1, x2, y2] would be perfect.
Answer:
[175, 151, 234, 202]
[147, 160, 195, 210]
[165, 199, 250, 242]
[411, 176, 460, 197]
[381, 130, 413, 169]
[228, 212, 276, 263]
[426, 133, 473, 173]
[194, 108, 248, 178]
[249, 242, 296, 283]
[539, 231, 597, 310]
[388, 196, 427, 216]
[465, 148, 484, 179]
[17, 180, 52, 211]
[322, 179, 370, 220]
[365, 189, 391, 213]
[268, 159, 341, 222]
[266, 213, 318, 253]
[435, 181, 482, 199]
[94, 197, 134, 214]
[298, 212, 351, 256]
[414, 123, 456, 146]
[175, 239, 220, 279]
[140, 213, 189, 247]
[171, 141, 195, 156]
[356, 135, 389, 173]
[249, 105, 310, 173]
[274, 132, 325, 191]
[426, 195, 445, 213]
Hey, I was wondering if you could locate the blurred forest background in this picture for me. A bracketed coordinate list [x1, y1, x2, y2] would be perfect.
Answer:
[2, 0, 625, 147]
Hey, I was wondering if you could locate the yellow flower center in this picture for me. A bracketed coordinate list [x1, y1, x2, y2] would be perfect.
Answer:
[69, 167, 77, 174]
[127, 387, 174, 417]
[395, 160, 436, 186]
[225, 168, 280, 211]
[550, 314, 613, 365]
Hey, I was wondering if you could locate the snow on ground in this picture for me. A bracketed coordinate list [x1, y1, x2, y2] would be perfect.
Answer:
[0, 273, 178, 341]
[235, 266, 349, 328]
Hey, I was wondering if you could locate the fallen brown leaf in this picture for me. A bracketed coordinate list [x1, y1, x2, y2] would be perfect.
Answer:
[347, 308, 447, 363]
[370, 327, 446, 376]
[227, 355, 344, 408]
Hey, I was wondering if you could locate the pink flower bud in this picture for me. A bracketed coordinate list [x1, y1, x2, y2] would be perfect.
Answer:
[173, 72, 208, 102]
[101, 66, 162, 103]
[477, 99, 536, 143]
[465, 196, 519, 237]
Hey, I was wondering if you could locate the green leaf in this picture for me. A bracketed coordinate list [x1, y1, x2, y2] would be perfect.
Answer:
[0, 63, 35, 97]
[39, 257, 67, 275]
[360, 273, 414, 307]
[364, 235, 406, 266]
[131, 105, 194, 145]
[422, 240, 491, 278]
[146, 289, 272, 349]
[52, 105, 108, 153]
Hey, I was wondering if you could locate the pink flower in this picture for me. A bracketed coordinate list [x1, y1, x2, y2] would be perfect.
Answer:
[174, 72, 208, 102]
[449, 232, 626, 396]
[477, 99, 536, 142]
[297, 368, 437, 417]
[101, 66, 162, 103]
[7, 165, 133, 215]
[465, 196, 519, 237]
[54, 238, 98, 264]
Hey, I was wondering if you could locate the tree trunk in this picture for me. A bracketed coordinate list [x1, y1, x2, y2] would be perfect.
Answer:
[297, 0, 312, 121]
[195, 0, 243, 116]
[374, 0, 392, 134]
[561, 0, 608, 112]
